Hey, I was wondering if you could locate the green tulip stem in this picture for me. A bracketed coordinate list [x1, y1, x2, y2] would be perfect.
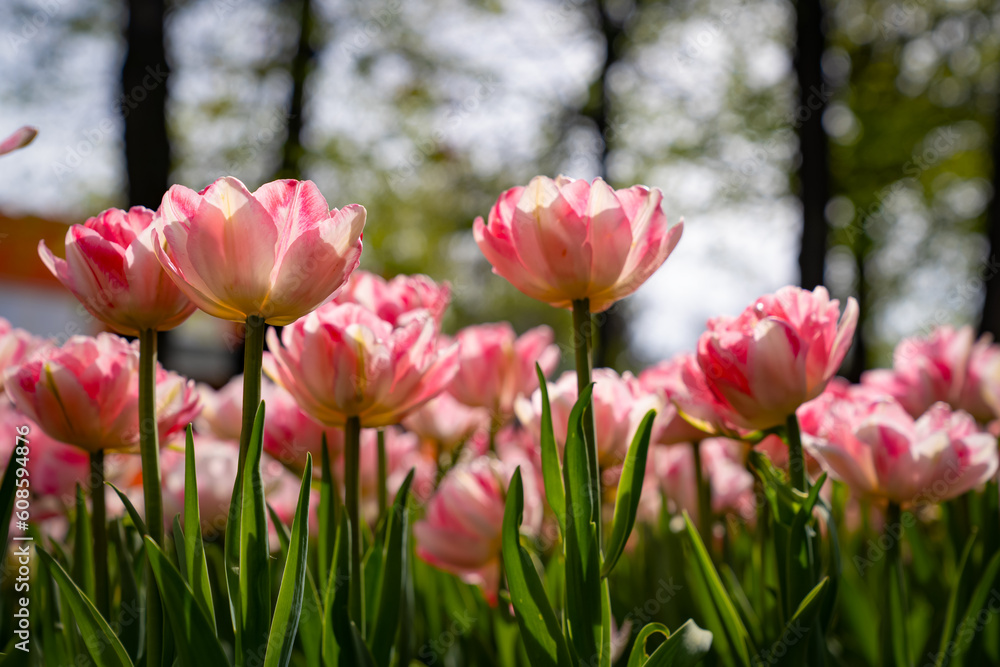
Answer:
[785, 412, 807, 492]
[377, 428, 388, 520]
[344, 415, 364, 632]
[572, 298, 601, 538]
[138, 328, 164, 667]
[239, 315, 267, 471]
[90, 449, 108, 619]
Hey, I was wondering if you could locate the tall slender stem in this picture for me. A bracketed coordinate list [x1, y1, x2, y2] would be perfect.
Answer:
[376, 428, 387, 520]
[692, 440, 712, 545]
[90, 450, 108, 619]
[138, 329, 163, 667]
[572, 299, 600, 539]
[785, 412, 807, 492]
[885, 501, 912, 667]
[239, 315, 267, 471]
[344, 415, 364, 632]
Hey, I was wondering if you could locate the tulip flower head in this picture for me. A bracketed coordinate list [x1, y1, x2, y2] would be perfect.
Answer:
[697, 286, 858, 430]
[474, 175, 683, 313]
[803, 393, 998, 505]
[862, 325, 1000, 423]
[265, 302, 458, 427]
[333, 270, 451, 326]
[0, 319, 46, 395]
[448, 322, 560, 417]
[153, 176, 366, 325]
[4, 333, 198, 453]
[414, 456, 542, 604]
[39, 207, 196, 335]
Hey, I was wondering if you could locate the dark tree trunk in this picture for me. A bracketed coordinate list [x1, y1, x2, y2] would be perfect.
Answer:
[978, 101, 1000, 337]
[795, 0, 830, 290]
[276, 0, 315, 180]
[588, 0, 627, 369]
[123, 0, 172, 364]
[122, 0, 170, 209]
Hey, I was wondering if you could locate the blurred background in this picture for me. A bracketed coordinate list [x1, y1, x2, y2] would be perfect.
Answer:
[0, 0, 998, 384]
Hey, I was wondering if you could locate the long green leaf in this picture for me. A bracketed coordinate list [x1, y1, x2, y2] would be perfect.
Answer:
[563, 384, 602, 663]
[318, 434, 339, 598]
[110, 520, 142, 661]
[36, 550, 134, 667]
[105, 482, 148, 536]
[327, 513, 375, 667]
[933, 532, 976, 667]
[646, 620, 714, 667]
[627, 623, 672, 667]
[183, 424, 216, 631]
[947, 549, 1000, 665]
[602, 409, 655, 577]
[240, 401, 272, 661]
[775, 577, 829, 666]
[683, 512, 754, 665]
[264, 454, 314, 667]
[322, 514, 349, 667]
[502, 468, 573, 667]
[369, 469, 415, 666]
[143, 537, 230, 666]
[536, 363, 565, 534]
[35, 542, 71, 667]
[72, 483, 95, 602]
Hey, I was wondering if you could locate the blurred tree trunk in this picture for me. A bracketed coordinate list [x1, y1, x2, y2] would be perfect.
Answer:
[122, 0, 170, 208]
[587, 0, 626, 370]
[794, 0, 829, 290]
[122, 0, 172, 362]
[978, 102, 1000, 338]
[276, 0, 316, 180]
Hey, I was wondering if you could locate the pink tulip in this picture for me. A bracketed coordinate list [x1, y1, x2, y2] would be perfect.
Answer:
[333, 270, 451, 326]
[862, 325, 1000, 423]
[0, 319, 46, 394]
[474, 175, 683, 313]
[402, 392, 490, 453]
[0, 126, 37, 156]
[639, 355, 716, 444]
[803, 392, 998, 504]
[152, 176, 366, 325]
[265, 303, 458, 427]
[414, 456, 542, 604]
[516, 368, 659, 468]
[4, 334, 199, 453]
[697, 286, 858, 430]
[39, 207, 196, 335]
[448, 323, 560, 417]
[0, 399, 88, 504]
